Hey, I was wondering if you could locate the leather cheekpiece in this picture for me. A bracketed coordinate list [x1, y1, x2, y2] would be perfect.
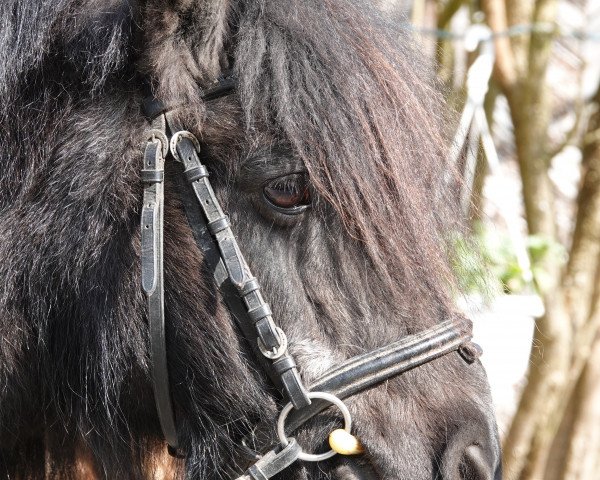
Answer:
[185, 165, 209, 182]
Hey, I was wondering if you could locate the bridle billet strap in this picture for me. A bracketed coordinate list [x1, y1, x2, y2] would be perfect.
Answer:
[141, 119, 179, 449]
[140, 85, 482, 478]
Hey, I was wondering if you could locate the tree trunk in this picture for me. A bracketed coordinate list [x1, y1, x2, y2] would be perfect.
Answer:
[501, 293, 571, 479]
[544, 82, 600, 480]
[478, 1, 588, 479]
[559, 330, 600, 480]
[487, 2, 564, 473]
[505, 79, 600, 480]
[453, 2, 600, 477]
[507, 85, 557, 240]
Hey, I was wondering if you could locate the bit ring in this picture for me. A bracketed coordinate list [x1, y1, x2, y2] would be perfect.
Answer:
[276, 392, 352, 462]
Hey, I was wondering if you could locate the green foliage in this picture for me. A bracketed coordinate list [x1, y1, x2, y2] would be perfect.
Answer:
[449, 228, 499, 301]
[451, 223, 567, 296]
[526, 233, 567, 292]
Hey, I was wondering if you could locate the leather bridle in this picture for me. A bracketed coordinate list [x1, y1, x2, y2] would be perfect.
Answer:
[140, 76, 482, 479]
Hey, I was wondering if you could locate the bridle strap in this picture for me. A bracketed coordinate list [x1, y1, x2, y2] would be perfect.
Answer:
[286, 318, 476, 433]
[234, 318, 478, 474]
[141, 116, 179, 449]
[172, 162, 295, 397]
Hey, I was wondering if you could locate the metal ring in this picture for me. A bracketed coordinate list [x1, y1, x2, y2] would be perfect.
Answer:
[146, 129, 169, 158]
[170, 130, 201, 162]
[257, 326, 287, 360]
[276, 392, 352, 462]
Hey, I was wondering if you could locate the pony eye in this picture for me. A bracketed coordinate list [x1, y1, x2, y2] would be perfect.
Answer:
[263, 174, 311, 215]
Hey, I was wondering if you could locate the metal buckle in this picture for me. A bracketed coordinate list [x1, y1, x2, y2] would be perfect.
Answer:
[170, 130, 202, 162]
[276, 392, 352, 462]
[146, 129, 169, 158]
[257, 326, 287, 360]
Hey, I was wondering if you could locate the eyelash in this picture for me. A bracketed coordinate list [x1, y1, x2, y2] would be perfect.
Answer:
[262, 173, 311, 215]
[267, 177, 305, 194]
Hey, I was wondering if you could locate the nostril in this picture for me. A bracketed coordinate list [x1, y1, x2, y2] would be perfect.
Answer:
[459, 445, 493, 480]
[439, 407, 501, 480]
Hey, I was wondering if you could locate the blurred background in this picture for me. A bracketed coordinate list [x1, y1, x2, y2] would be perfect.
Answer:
[376, 1, 600, 479]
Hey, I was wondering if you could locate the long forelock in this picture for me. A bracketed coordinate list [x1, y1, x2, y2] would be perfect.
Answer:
[234, 0, 463, 318]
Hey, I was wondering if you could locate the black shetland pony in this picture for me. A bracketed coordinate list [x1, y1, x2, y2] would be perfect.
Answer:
[0, 1, 501, 478]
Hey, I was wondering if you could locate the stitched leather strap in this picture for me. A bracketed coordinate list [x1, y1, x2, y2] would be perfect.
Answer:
[234, 319, 479, 475]
[141, 104, 311, 454]
[141, 117, 179, 449]
[285, 319, 476, 434]
[172, 165, 293, 402]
